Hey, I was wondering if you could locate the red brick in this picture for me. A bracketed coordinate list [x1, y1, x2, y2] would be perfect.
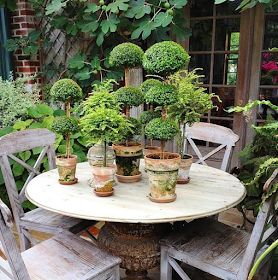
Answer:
[21, 22, 35, 28]
[15, 30, 28, 36]
[23, 61, 40, 66]
[17, 67, 36, 73]
[20, 10, 35, 16]
[10, 23, 20, 29]
[15, 61, 24, 66]
[13, 16, 25, 23]
[14, 49, 23, 55]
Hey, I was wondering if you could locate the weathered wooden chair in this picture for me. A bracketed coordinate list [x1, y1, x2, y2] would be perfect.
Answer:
[0, 129, 92, 251]
[160, 168, 278, 280]
[184, 122, 239, 172]
[0, 198, 121, 280]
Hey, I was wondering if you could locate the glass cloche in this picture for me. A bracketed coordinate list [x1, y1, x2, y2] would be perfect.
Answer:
[87, 144, 115, 167]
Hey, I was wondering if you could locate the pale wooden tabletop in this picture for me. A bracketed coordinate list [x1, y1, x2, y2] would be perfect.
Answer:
[25, 161, 246, 224]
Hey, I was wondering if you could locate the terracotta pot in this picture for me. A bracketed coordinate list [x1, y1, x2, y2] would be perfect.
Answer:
[56, 155, 78, 185]
[112, 142, 143, 182]
[177, 154, 193, 184]
[143, 146, 162, 156]
[92, 165, 115, 195]
[144, 152, 181, 203]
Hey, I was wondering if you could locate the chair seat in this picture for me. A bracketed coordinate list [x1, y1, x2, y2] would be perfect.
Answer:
[161, 218, 250, 276]
[21, 231, 121, 280]
[20, 208, 90, 233]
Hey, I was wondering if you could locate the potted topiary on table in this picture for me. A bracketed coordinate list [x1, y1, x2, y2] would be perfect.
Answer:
[143, 41, 190, 203]
[167, 69, 218, 184]
[112, 86, 144, 182]
[50, 78, 83, 185]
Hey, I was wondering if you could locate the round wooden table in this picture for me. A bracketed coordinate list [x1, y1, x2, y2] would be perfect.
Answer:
[26, 161, 246, 280]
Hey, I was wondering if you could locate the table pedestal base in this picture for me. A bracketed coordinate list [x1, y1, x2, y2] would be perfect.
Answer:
[98, 222, 170, 280]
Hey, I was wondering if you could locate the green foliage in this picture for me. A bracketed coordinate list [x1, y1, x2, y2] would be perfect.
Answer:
[51, 116, 79, 136]
[115, 86, 144, 107]
[140, 79, 163, 95]
[92, 79, 118, 92]
[145, 117, 179, 141]
[145, 83, 178, 106]
[167, 69, 218, 124]
[80, 107, 132, 146]
[123, 117, 142, 140]
[139, 110, 161, 125]
[216, 0, 278, 10]
[0, 76, 39, 129]
[143, 41, 190, 76]
[109, 43, 144, 68]
[50, 79, 83, 103]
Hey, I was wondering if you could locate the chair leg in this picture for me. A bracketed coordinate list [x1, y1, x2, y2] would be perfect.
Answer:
[161, 246, 172, 280]
[113, 266, 120, 280]
[19, 229, 32, 251]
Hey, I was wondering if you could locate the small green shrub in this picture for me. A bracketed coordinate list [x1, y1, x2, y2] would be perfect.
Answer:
[145, 83, 178, 106]
[50, 78, 83, 102]
[115, 86, 144, 107]
[145, 118, 179, 141]
[0, 76, 39, 128]
[124, 117, 142, 140]
[109, 43, 144, 68]
[140, 79, 162, 95]
[139, 111, 161, 125]
[52, 116, 79, 136]
[143, 41, 190, 76]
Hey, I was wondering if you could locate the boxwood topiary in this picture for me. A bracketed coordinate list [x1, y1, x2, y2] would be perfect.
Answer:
[123, 117, 142, 140]
[139, 110, 161, 125]
[50, 79, 82, 103]
[140, 79, 162, 95]
[143, 41, 190, 76]
[145, 118, 179, 141]
[109, 43, 144, 68]
[115, 86, 144, 107]
[52, 116, 79, 136]
[145, 83, 178, 106]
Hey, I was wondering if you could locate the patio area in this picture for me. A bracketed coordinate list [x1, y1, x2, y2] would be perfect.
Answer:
[0, 0, 277, 279]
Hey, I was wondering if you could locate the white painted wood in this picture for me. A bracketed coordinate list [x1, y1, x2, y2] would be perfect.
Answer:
[0, 199, 121, 280]
[25, 161, 246, 224]
[184, 122, 240, 172]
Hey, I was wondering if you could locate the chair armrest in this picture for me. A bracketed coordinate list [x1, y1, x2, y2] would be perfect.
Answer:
[0, 199, 13, 228]
[263, 168, 278, 193]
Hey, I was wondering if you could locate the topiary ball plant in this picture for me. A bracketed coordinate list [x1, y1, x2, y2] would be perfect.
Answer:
[140, 79, 163, 95]
[143, 41, 190, 77]
[139, 111, 161, 125]
[145, 83, 178, 106]
[109, 43, 144, 69]
[123, 117, 142, 141]
[50, 78, 83, 103]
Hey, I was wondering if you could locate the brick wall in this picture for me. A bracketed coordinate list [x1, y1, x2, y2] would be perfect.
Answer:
[11, 0, 41, 85]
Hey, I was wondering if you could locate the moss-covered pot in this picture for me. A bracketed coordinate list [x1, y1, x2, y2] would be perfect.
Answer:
[112, 142, 143, 182]
[144, 152, 181, 203]
[92, 165, 115, 196]
[56, 155, 78, 185]
[177, 154, 193, 184]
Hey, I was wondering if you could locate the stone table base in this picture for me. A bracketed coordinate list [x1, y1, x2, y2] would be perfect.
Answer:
[98, 222, 170, 280]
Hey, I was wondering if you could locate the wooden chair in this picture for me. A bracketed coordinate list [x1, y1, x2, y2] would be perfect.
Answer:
[0, 198, 121, 280]
[0, 129, 92, 251]
[160, 169, 278, 280]
[184, 122, 239, 172]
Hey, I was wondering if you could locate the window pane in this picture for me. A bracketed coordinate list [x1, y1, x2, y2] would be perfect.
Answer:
[264, 15, 278, 49]
[190, 20, 212, 51]
[189, 54, 211, 84]
[216, 0, 241, 16]
[190, 0, 213, 17]
[261, 52, 278, 85]
[215, 19, 240, 51]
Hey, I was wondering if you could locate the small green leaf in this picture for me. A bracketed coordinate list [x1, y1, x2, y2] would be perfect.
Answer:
[85, 3, 100, 13]
[81, 21, 99, 33]
[96, 32, 105, 46]
[46, 0, 68, 15]
[0, 127, 13, 137]
[19, 151, 31, 162]
[13, 162, 25, 177]
[68, 53, 86, 69]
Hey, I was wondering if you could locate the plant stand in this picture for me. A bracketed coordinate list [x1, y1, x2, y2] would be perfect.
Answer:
[98, 222, 170, 280]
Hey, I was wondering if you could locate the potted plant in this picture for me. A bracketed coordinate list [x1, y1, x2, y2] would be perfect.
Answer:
[112, 86, 144, 183]
[109, 43, 144, 86]
[50, 78, 83, 185]
[167, 69, 218, 184]
[80, 107, 132, 196]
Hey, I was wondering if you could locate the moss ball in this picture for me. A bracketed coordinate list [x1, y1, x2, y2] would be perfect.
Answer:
[52, 116, 79, 136]
[50, 79, 82, 103]
[140, 79, 163, 95]
[139, 110, 161, 125]
[145, 118, 179, 141]
[143, 41, 190, 76]
[115, 86, 144, 107]
[145, 83, 178, 106]
[109, 43, 144, 68]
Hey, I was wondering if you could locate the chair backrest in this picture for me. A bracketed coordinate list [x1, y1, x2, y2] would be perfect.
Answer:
[0, 129, 56, 234]
[237, 169, 278, 280]
[184, 122, 239, 171]
[0, 199, 31, 280]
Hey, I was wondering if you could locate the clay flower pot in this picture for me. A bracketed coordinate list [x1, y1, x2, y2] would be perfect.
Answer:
[112, 142, 143, 183]
[143, 145, 162, 156]
[144, 152, 181, 203]
[56, 155, 78, 185]
[92, 165, 115, 197]
[177, 154, 193, 184]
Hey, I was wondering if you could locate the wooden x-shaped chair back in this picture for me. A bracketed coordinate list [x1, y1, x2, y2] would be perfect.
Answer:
[0, 129, 56, 225]
[184, 122, 239, 172]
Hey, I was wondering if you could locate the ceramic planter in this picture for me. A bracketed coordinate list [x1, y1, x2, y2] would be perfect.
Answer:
[144, 152, 181, 203]
[112, 142, 143, 183]
[56, 155, 78, 185]
[177, 154, 193, 184]
[92, 165, 115, 197]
